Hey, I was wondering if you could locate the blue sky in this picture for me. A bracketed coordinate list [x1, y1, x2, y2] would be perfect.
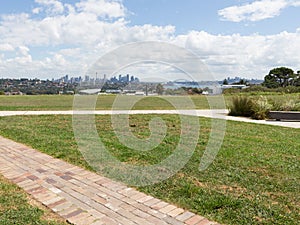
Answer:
[0, 0, 300, 80]
[124, 0, 299, 35]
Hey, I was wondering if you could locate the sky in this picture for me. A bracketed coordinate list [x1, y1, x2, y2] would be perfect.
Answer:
[0, 0, 300, 81]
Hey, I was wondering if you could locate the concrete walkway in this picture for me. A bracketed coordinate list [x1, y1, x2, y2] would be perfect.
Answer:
[0, 136, 219, 225]
[0, 109, 299, 128]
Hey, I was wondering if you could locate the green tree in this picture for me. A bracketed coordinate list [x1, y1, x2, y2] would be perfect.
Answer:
[191, 87, 203, 94]
[263, 67, 295, 88]
[156, 83, 164, 95]
[263, 74, 280, 88]
[222, 79, 228, 85]
[294, 71, 300, 86]
[233, 79, 248, 85]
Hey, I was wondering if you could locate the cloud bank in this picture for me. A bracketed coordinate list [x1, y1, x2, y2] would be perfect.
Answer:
[0, 0, 299, 80]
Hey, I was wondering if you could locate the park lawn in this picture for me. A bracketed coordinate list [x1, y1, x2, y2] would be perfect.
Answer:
[0, 95, 213, 110]
[0, 115, 299, 225]
[0, 174, 67, 225]
[0, 95, 75, 111]
[0, 93, 299, 111]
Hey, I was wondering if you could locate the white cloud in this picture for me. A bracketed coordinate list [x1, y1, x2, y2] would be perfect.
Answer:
[179, 30, 300, 78]
[0, 0, 176, 78]
[0, 0, 174, 48]
[32, 7, 42, 14]
[291, 0, 300, 6]
[53, 53, 66, 66]
[18, 46, 30, 56]
[218, 0, 300, 22]
[35, 0, 65, 14]
[5, 46, 32, 66]
[0, 43, 14, 51]
[58, 48, 81, 56]
[75, 0, 126, 18]
[15, 55, 33, 65]
[0, 13, 50, 46]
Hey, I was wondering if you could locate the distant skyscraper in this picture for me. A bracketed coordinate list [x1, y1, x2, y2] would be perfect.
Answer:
[64, 75, 69, 83]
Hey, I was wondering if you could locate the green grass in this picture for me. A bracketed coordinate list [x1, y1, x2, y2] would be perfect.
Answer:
[0, 114, 299, 224]
[1, 93, 298, 111]
[0, 95, 75, 110]
[0, 174, 67, 225]
[0, 95, 226, 110]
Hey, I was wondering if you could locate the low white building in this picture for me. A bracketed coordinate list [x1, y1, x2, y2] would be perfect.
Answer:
[221, 85, 247, 89]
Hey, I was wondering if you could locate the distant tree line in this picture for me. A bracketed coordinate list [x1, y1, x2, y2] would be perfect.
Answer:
[222, 78, 249, 85]
[0, 79, 77, 95]
[222, 67, 300, 94]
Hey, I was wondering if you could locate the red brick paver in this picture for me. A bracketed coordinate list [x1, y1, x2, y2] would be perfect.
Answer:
[0, 136, 221, 225]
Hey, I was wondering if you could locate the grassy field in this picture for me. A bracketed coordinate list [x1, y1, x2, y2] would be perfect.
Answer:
[0, 93, 299, 111]
[0, 95, 213, 110]
[0, 174, 67, 225]
[0, 95, 75, 111]
[0, 114, 299, 225]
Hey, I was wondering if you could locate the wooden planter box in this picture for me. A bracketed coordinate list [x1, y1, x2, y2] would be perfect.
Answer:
[268, 111, 300, 121]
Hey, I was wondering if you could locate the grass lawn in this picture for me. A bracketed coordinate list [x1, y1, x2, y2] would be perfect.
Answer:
[0, 93, 299, 111]
[0, 174, 67, 225]
[0, 95, 213, 110]
[0, 115, 299, 225]
[0, 95, 75, 111]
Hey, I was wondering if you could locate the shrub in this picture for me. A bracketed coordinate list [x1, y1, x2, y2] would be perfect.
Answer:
[223, 88, 241, 95]
[237, 85, 300, 94]
[250, 96, 272, 120]
[269, 97, 300, 111]
[279, 99, 296, 111]
[293, 102, 300, 111]
[228, 96, 253, 117]
[281, 86, 300, 93]
[269, 98, 284, 111]
[228, 96, 272, 119]
[229, 95, 300, 119]
[242, 85, 270, 93]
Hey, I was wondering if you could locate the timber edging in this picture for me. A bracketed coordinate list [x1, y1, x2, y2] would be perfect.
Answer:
[268, 111, 300, 121]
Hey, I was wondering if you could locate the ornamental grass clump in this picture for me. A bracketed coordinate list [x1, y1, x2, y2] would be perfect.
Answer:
[229, 96, 272, 120]
[228, 96, 253, 117]
[280, 99, 296, 111]
[293, 102, 300, 111]
[250, 96, 272, 120]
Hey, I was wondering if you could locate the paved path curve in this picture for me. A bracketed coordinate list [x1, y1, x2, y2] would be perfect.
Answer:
[0, 136, 219, 225]
[0, 109, 299, 128]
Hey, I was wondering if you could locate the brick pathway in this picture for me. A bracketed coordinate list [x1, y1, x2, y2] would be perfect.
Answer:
[0, 136, 220, 225]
